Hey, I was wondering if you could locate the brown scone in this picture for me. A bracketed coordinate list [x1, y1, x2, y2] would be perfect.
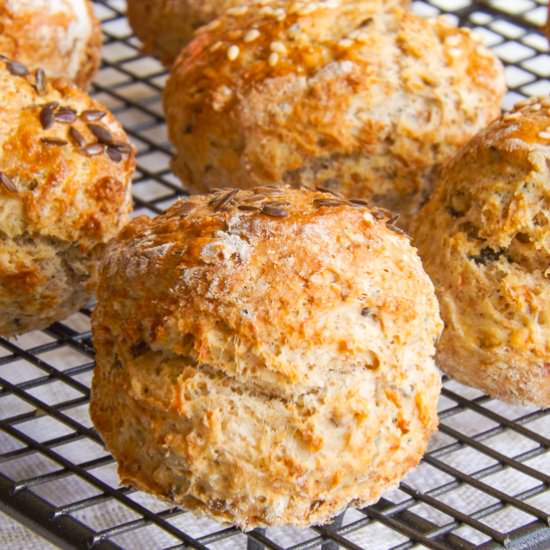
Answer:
[0, 0, 102, 88]
[0, 58, 135, 336]
[412, 97, 550, 407]
[128, 0, 410, 67]
[90, 186, 443, 530]
[164, 0, 505, 227]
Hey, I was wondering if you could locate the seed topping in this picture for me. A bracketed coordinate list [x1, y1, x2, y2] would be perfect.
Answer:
[39, 102, 58, 130]
[7, 61, 29, 76]
[209, 188, 239, 210]
[83, 143, 105, 156]
[0, 171, 17, 193]
[34, 68, 46, 95]
[40, 137, 68, 146]
[262, 204, 288, 217]
[69, 127, 87, 148]
[81, 110, 106, 122]
[88, 123, 114, 145]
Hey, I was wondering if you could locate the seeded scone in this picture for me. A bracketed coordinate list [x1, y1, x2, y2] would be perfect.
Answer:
[90, 186, 443, 529]
[128, 0, 410, 67]
[164, 0, 505, 227]
[412, 98, 550, 407]
[0, 58, 135, 336]
[0, 0, 101, 88]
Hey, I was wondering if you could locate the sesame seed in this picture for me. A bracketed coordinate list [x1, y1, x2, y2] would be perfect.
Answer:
[203, 19, 221, 32]
[227, 45, 240, 61]
[210, 41, 224, 53]
[538, 131, 550, 140]
[338, 38, 353, 48]
[268, 52, 279, 66]
[0, 171, 17, 193]
[270, 41, 287, 55]
[298, 4, 316, 15]
[244, 29, 260, 42]
[448, 47, 461, 57]
[226, 5, 248, 16]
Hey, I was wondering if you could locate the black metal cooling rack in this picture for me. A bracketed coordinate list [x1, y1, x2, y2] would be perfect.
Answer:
[1, 0, 550, 548]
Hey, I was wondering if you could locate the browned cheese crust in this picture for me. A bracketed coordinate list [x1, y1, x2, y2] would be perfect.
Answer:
[0, 59, 135, 336]
[0, 0, 102, 89]
[91, 186, 442, 530]
[164, 0, 505, 228]
[412, 97, 550, 407]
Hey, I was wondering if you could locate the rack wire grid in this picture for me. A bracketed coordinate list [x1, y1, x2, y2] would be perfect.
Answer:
[0, 0, 550, 549]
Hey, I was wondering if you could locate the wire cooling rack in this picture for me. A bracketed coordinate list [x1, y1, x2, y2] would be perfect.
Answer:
[1, 0, 550, 548]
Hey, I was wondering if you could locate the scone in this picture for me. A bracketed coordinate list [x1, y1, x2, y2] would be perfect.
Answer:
[127, 0, 248, 66]
[0, 58, 135, 336]
[128, 0, 410, 67]
[412, 97, 550, 407]
[0, 0, 101, 88]
[90, 186, 443, 529]
[164, 0, 505, 227]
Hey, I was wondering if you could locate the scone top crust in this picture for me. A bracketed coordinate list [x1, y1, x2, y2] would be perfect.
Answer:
[127, 0, 253, 66]
[92, 186, 442, 528]
[165, 0, 505, 223]
[128, 0, 410, 66]
[413, 97, 550, 406]
[0, 59, 134, 250]
[0, 0, 101, 88]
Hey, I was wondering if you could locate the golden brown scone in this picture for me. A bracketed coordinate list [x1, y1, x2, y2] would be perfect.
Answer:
[412, 97, 550, 407]
[164, 0, 505, 227]
[0, 58, 135, 336]
[128, 0, 410, 67]
[90, 186, 442, 530]
[0, 0, 102, 88]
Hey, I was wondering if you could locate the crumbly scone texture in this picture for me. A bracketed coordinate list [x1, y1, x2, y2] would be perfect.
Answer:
[0, 60, 135, 336]
[91, 186, 443, 530]
[0, 0, 102, 88]
[412, 97, 550, 407]
[164, 0, 505, 227]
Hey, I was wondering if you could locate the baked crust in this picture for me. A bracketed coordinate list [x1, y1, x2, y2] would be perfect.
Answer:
[412, 97, 550, 407]
[91, 186, 442, 529]
[164, 0, 505, 227]
[0, 0, 102, 88]
[128, 0, 410, 66]
[0, 59, 135, 336]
